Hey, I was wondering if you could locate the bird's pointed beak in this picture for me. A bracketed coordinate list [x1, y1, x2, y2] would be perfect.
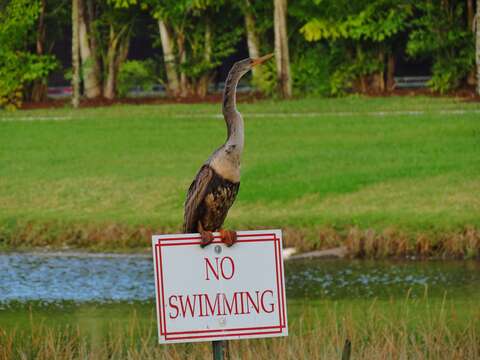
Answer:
[251, 53, 274, 67]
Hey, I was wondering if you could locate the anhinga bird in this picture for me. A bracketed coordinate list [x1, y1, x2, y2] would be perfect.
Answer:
[183, 54, 273, 247]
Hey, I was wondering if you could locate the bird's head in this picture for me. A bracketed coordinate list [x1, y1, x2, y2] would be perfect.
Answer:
[231, 53, 274, 76]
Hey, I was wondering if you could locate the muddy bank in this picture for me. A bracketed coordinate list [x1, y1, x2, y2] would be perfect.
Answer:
[1, 221, 479, 260]
[19, 92, 265, 110]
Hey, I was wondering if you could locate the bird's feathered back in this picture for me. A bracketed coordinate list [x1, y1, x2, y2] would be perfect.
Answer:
[183, 165, 214, 233]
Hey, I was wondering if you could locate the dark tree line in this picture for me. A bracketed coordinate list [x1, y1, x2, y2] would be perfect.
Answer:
[0, 0, 479, 109]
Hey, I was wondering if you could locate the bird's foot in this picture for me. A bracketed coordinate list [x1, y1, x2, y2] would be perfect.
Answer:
[219, 229, 237, 247]
[200, 230, 214, 248]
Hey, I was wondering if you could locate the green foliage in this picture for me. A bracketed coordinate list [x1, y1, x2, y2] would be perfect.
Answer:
[0, 0, 57, 109]
[181, 23, 242, 83]
[300, 0, 412, 42]
[108, 0, 139, 8]
[298, 0, 412, 95]
[236, 0, 274, 95]
[141, 0, 242, 93]
[1, 0, 477, 102]
[0, 0, 40, 49]
[117, 60, 157, 97]
[329, 65, 355, 97]
[149, 0, 243, 91]
[251, 58, 277, 97]
[0, 53, 56, 109]
[427, 52, 474, 94]
[300, 0, 475, 95]
[291, 45, 331, 96]
[406, 1, 474, 93]
[330, 47, 384, 96]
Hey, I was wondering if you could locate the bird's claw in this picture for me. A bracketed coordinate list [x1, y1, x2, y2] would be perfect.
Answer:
[200, 230, 214, 248]
[219, 229, 237, 247]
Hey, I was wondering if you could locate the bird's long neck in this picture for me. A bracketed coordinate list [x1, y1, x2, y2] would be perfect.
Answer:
[222, 69, 244, 151]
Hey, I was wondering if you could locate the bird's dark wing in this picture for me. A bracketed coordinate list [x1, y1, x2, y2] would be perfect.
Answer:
[183, 165, 214, 233]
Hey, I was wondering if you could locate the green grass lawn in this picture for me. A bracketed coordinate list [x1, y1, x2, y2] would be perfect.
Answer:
[1, 96, 479, 250]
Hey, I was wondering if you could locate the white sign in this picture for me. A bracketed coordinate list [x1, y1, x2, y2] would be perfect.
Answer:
[152, 229, 288, 344]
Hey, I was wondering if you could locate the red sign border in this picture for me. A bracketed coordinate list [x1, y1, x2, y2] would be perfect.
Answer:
[153, 231, 287, 342]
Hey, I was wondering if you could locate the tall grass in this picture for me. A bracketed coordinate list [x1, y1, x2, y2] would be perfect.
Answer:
[3, 221, 479, 259]
[1, 297, 479, 359]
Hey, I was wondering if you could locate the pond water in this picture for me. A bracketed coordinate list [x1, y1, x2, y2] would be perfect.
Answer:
[1, 252, 479, 305]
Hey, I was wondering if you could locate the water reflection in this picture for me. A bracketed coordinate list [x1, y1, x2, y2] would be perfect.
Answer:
[0, 253, 153, 303]
[0, 252, 479, 304]
[286, 259, 480, 299]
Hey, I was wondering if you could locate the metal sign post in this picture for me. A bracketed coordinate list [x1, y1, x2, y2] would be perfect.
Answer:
[212, 340, 226, 360]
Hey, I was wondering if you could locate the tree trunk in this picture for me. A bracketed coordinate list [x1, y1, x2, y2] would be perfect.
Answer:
[244, 0, 262, 85]
[158, 20, 180, 97]
[386, 53, 396, 91]
[359, 76, 367, 93]
[36, 0, 46, 56]
[177, 30, 189, 97]
[116, 37, 130, 74]
[467, 0, 477, 85]
[103, 68, 116, 100]
[273, 0, 291, 98]
[476, 0, 480, 94]
[114, 36, 130, 98]
[78, 0, 101, 98]
[468, 0, 474, 29]
[32, 0, 47, 102]
[375, 49, 385, 92]
[103, 25, 130, 100]
[72, 0, 80, 108]
[85, 0, 101, 89]
[196, 19, 212, 98]
[104, 26, 118, 99]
